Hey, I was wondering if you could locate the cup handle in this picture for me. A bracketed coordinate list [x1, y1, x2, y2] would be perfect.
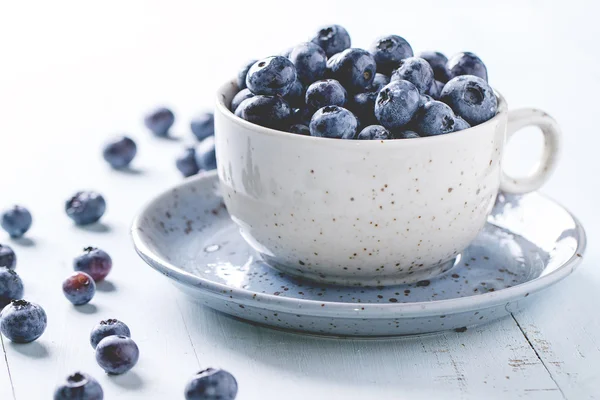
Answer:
[499, 108, 562, 194]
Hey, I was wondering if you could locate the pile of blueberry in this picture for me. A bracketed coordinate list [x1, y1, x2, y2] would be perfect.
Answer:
[232, 25, 497, 139]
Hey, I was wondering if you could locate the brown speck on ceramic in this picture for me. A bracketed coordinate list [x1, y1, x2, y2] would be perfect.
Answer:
[448, 188, 453, 193]
[454, 326, 467, 333]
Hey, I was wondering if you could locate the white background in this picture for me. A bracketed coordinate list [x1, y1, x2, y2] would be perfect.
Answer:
[0, 0, 598, 398]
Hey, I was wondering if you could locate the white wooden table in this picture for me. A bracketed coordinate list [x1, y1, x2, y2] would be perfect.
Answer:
[1, 1, 598, 398]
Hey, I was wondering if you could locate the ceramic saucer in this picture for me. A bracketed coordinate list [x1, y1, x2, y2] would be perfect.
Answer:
[132, 171, 586, 336]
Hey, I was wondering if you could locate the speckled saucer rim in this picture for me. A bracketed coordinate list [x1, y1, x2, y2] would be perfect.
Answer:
[131, 171, 587, 318]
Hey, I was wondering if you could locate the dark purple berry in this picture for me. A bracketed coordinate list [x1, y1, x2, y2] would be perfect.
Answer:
[0, 244, 16, 270]
[1, 206, 32, 238]
[62, 272, 96, 306]
[102, 136, 137, 169]
[54, 372, 104, 400]
[90, 319, 131, 349]
[185, 368, 238, 400]
[144, 107, 175, 137]
[65, 192, 106, 226]
[74, 247, 112, 281]
[95, 335, 139, 375]
[0, 267, 23, 308]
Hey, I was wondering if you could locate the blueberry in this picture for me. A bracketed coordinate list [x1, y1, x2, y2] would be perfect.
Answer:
[95, 335, 139, 375]
[90, 319, 131, 349]
[311, 25, 351, 57]
[54, 372, 104, 400]
[291, 107, 313, 125]
[369, 35, 413, 75]
[190, 112, 215, 141]
[283, 79, 305, 108]
[327, 48, 376, 92]
[418, 51, 450, 82]
[0, 299, 46, 343]
[357, 125, 391, 140]
[176, 148, 200, 177]
[305, 79, 347, 110]
[289, 124, 310, 135]
[62, 272, 96, 306]
[391, 57, 434, 94]
[144, 107, 175, 137]
[74, 247, 112, 282]
[309, 106, 357, 139]
[419, 94, 434, 108]
[374, 80, 420, 129]
[395, 130, 420, 139]
[289, 42, 327, 84]
[230, 89, 254, 113]
[414, 100, 457, 136]
[453, 116, 471, 132]
[102, 136, 137, 169]
[1, 206, 32, 238]
[184, 368, 238, 400]
[0, 244, 16, 270]
[237, 59, 257, 90]
[349, 91, 378, 127]
[440, 75, 497, 125]
[366, 73, 390, 92]
[237, 95, 291, 130]
[195, 136, 217, 171]
[65, 192, 106, 226]
[0, 268, 23, 308]
[446, 52, 488, 81]
[246, 56, 297, 96]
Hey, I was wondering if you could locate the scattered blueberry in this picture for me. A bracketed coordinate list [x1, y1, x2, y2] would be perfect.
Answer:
[74, 247, 112, 282]
[289, 42, 327, 84]
[395, 130, 420, 139]
[1, 206, 32, 238]
[62, 272, 96, 306]
[144, 107, 175, 137]
[195, 136, 217, 171]
[453, 116, 471, 132]
[230, 88, 254, 113]
[185, 368, 238, 400]
[90, 319, 131, 349]
[309, 106, 358, 139]
[328, 48, 376, 92]
[305, 79, 347, 110]
[418, 51, 450, 82]
[283, 79, 305, 108]
[176, 148, 200, 177]
[190, 112, 215, 141]
[95, 335, 139, 375]
[357, 125, 391, 140]
[369, 35, 413, 75]
[65, 192, 106, 226]
[446, 52, 488, 81]
[54, 372, 104, 400]
[391, 57, 434, 93]
[311, 24, 351, 57]
[237, 59, 257, 90]
[0, 267, 23, 307]
[367, 73, 391, 92]
[0, 299, 46, 343]
[374, 80, 420, 129]
[0, 244, 16, 270]
[246, 56, 297, 96]
[237, 95, 292, 130]
[414, 100, 457, 136]
[102, 136, 137, 169]
[440, 75, 497, 125]
[289, 124, 310, 135]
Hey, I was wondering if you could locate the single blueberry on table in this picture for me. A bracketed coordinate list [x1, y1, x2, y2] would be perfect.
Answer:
[237, 95, 292, 130]
[374, 80, 420, 129]
[1, 206, 32, 238]
[0, 299, 47, 343]
[418, 51, 450, 82]
[305, 79, 347, 110]
[289, 42, 327, 84]
[369, 35, 414, 75]
[190, 112, 215, 141]
[453, 116, 471, 132]
[446, 52, 488, 82]
[90, 319, 132, 349]
[391, 57, 434, 94]
[357, 125, 391, 140]
[74, 247, 112, 282]
[230, 88, 254, 113]
[62, 272, 96, 306]
[289, 124, 310, 135]
[176, 148, 200, 178]
[246, 56, 297, 96]
[0, 244, 16, 270]
[283, 79, 305, 108]
[195, 136, 217, 171]
[414, 100, 457, 136]
[328, 48, 376, 92]
[144, 107, 175, 137]
[237, 59, 257, 90]
[311, 24, 351, 57]
[310, 106, 358, 139]
[366, 73, 391, 92]
[54, 372, 104, 400]
[102, 136, 137, 169]
[65, 192, 106, 226]
[185, 368, 238, 400]
[395, 130, 420, 139]
[440, 75, 497, 125]
[0, 267, 23, 308]
[95, 335, 140, 375]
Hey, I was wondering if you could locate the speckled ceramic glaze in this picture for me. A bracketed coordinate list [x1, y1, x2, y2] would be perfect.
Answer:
[132, 172, 586, 337]
[214, 80, 562, 286]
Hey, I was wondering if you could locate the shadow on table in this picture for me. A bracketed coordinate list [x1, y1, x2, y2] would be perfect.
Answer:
[10, 236, 36, 247]
[9, 341, 50, 359]
[108, 370, 144, 390]
[77, 222, 112, 234]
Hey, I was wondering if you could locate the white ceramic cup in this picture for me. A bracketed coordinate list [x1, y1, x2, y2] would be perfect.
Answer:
[215, 80, 561, 286]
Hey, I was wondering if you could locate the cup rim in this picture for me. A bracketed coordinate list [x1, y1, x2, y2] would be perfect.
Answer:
[216, 79, 508, 145]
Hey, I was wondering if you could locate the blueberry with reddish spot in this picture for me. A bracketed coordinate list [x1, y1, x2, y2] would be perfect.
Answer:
[369, 35, 413, 75]
[237, 59, 257, 90]
[102, 136, 137, 169]
[0, 244, 16, 270]
[144, 107, 175, 137]
[289, 124, 310, 135]
[95, 335, 139, 375]
[327, 48, 376, 92]
[446, 52, 488, 81]
[305, 79, 347, 110]
[414, 100, 457, 136]
[90, 319, 131, 349]
[190, 112, 214, 141]
[246, 56, 297, 96]
[309, 106, 357, 139]
[237, 95, 291, 130]
[54, 372, 104, 400]
[311, 24, 351, 57]
[357, 125, 391, 140]
[289, 42, 327, 84]
[0, 299, 46, 343]
[74, 247, 112, 282]
[374, 80, 420, 129]
[395, 130, 420, 139]
[1, 206, 32, 238]
[176, 148, 200, 177]
[391, 57, 434, 93]
[440, 75, 497, 125]
[195, 136, 217, 171]
[230, 89, 254, 113]
[62, 272, 96, 306]
[0, 267, 23, 307]
[453, 116, 471, 132]
[185, 368, 238, 400]
[418, 51, 450, 82]
[65, 192, 106, 226]
[284, 79, 305, 108]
